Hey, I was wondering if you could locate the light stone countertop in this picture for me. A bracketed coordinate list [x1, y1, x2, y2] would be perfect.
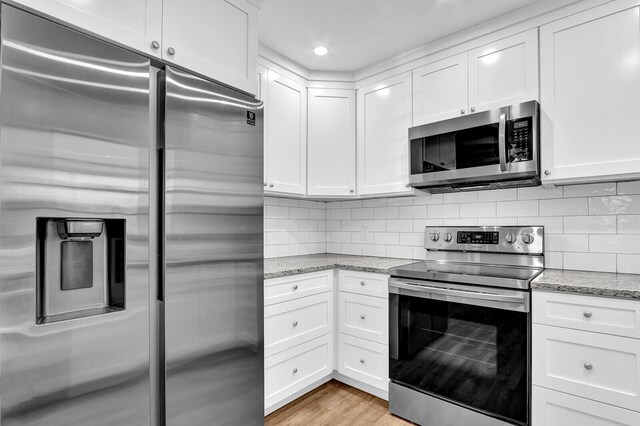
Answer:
[531, 269, 640, 299]
[264, 254, 416, 280]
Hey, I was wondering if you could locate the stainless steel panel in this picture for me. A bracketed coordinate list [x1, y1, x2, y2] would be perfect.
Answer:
[163, 67, 263, 425]
[0, 5, 151, 426]
[423, 226, 544, 255]
[389, 382, 515, 426]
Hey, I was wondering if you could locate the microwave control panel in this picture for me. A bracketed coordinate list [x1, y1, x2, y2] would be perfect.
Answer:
[507, 117, 533, 162]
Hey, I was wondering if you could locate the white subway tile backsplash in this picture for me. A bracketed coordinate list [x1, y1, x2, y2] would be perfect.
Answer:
[298, 200, 320, 208]
[362, 198, 387, 207]
[517, 216, 563, 233]
[330, 231, 351, 243]
[264, 218, 279, 232]
[497, 200, 538, 217]
[545, 252, 563, 269]
[278, 244, 300, 257]
[326, 242, 340, 253]
[477, 217, 518, 226]
[363, 244, 386, 257]
[443, 218, 478, 226]
[460, 202, 496, 218]
[399, 232, 424, 246]
[589, 195, 640, 215]
[563, 216, 616, 234]
[589, 235, 640, 254]
[617, 180, 640, 195]
[341, 243, 363, 255]
[545, 234, 588, 252]
[326, 220, 341, 231]
[374, 232, 400, 245]
[412, 247, 427, 260]
[563, 182, 616, 198]
[517, 186, 563, 200]
[266, 205, 290, 218]
[444, 192, 478, 204]
[374, 206, 400, 219]
[617, 254, 640, 274]
[413, 218, 444, 232]
[477, 188, 517, 202]
[341, 220, 364, 232]
[564, 252, 617, 272]
[278, 198, 299, 207]
[387, 220, 413, 232]
[362, 220, 387, 232]
[539, 198, 587, 216]
[618, 215, 640, 234]
[386, 197, 415, 206]
[413, 193, 444, 205]
[340, 200, 363, 209]
[428, 204, 460, 218]
[265, 197, 280, 206]
[308, 209, 325, 220]
[329, 208, 351, 220]
[352, 208, 374, 220]
[279, 219, 300, 232]
[386, 245, 414, 259]
[398, 205, 428, 219]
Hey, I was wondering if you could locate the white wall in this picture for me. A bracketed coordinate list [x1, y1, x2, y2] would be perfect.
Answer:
[266, 180, 640, 274]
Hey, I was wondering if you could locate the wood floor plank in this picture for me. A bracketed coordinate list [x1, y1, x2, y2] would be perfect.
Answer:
[264, 380, 414, 425]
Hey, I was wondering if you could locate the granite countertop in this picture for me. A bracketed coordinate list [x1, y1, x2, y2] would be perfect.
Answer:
[532, 269, 640, 299]
[264, 254, 416, 280]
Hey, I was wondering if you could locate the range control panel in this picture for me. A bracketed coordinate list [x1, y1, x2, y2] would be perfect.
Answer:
[425, 226, 544, 254]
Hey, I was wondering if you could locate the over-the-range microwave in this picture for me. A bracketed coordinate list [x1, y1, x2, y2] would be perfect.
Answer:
[409, 100, 540, 193]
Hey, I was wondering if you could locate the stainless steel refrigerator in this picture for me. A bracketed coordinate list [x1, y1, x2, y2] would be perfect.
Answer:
[0, 4, 264, 425]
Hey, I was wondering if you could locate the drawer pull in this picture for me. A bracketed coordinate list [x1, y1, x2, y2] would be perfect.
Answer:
[360, 314, 366, 320]
[293, 321, 298, 327]
[360, 281, 366, 286]
[584, 362, 593, 371]
[293, 284, 299, 290]
[292, 368, 298, 374]
[360, 358, 365, 364]
[583, 311, 592, 319]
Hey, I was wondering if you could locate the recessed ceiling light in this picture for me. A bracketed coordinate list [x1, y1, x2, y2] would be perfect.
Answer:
[314, 46, 328, 56]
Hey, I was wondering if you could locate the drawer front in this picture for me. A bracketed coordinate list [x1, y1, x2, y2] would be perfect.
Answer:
[533, 291, 640, 339]
[265, 293, 332, 357]
[265, 270, 333, 306]
[533, 324, 640, 411]
[338, 270, 388, 298]
[338, 291, 388, 344]
[265, 334, 333, 409]
[532, 386, 640, 426]
[338, 333, 388, 391]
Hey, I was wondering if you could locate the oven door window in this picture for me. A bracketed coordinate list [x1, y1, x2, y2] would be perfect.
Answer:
[390, 294, 528, 425]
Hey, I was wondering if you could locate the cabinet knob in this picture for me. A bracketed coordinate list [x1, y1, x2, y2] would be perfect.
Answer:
[150, 40, 160, 50]
[167, 47, 176, 56]
[360, 314, 366, 320]
[544, 170, 551, 176]
[405, 183, 410, 188]
[583, 311, 592, 319]
[470, 106, 476, 112]
[350, 188, 355, 193]
[269, 183, 274, 188]
[263, 182, 267, 187]
[360, 358, 365, 364]
[293, 284, 298, 290]
[584, 362, 593, 371]
[360, 281, 366, 286]
[292, 368, 298, 374]
[460, 109, 466, 115]
[292, 321, 298, 327]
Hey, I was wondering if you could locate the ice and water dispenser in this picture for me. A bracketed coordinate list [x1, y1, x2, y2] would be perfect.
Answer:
[36, 218, 126, 324]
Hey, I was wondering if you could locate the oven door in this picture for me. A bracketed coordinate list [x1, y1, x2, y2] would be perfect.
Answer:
[389, 278, 530, 426]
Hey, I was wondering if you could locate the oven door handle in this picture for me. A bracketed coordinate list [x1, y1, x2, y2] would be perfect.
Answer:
[389, 278, 529, 312]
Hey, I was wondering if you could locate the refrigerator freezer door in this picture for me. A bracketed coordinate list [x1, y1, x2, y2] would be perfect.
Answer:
[163, 66, 264, 425]
[0, 5, 151, 425]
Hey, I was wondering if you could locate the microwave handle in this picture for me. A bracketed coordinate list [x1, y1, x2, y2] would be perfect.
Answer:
[498, 112, 507, 171]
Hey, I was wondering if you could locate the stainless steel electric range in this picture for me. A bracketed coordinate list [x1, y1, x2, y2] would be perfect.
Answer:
[388, 226, 544, 426]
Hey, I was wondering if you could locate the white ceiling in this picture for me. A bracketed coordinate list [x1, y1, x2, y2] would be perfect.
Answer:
[258, 0, 546, 72]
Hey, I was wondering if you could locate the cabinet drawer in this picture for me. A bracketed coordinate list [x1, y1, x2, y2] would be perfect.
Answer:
[532, 386, 640, 426]
[265, 334, 333, 410]
[338, 270, 388, 298]
[338, 292, 388, 344]
[533, 324, 640, 411]
[265, 270, 333, 306]
[338, 333, 388, 391]
[533, 291, 640, 339]
[264, 293, 332, 357]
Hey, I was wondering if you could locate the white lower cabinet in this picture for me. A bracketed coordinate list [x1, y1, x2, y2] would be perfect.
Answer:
[338, 333, 389, 391]
[338, 291, 388, 344]
[265, 333, 333, 410]
[532, 290, 640, 425]
[532, 386, 640, 426]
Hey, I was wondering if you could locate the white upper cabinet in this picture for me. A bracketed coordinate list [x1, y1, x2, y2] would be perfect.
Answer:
[357, 72, 413, 196]
[412, 30, 538, 126]
[162, 0, 258, 95]
[540, 1, 640, 185]
[11, 0, 163, 56]
[264, 70, 307, 195]
[307, 89, 356, 197]
[468, 29, 538, 113]
[412, 53, 468, 125]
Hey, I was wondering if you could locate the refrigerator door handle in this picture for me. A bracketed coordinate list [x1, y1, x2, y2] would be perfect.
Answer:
[157, 69, 166, 303]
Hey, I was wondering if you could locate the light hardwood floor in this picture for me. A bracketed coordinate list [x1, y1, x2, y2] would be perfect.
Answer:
[265, 380, 414, 425]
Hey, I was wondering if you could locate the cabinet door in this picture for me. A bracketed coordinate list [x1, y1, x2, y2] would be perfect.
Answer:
[412, 53, 468, 125]
[357, 72, 413, 196]
[264, 70, 307, 195]
[307, 89, 356, 197]
[12, 0, 162, 56]
[540, 2, 640, 185]
[468, 29, 538, 113]
[162, 0, 258, 95]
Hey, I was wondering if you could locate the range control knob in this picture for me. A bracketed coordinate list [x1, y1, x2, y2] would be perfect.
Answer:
[444, 233, 453, 242]
[522, 234, 535, 244]
[429, 233, 440, 242]
[505, 233, 517, 244]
